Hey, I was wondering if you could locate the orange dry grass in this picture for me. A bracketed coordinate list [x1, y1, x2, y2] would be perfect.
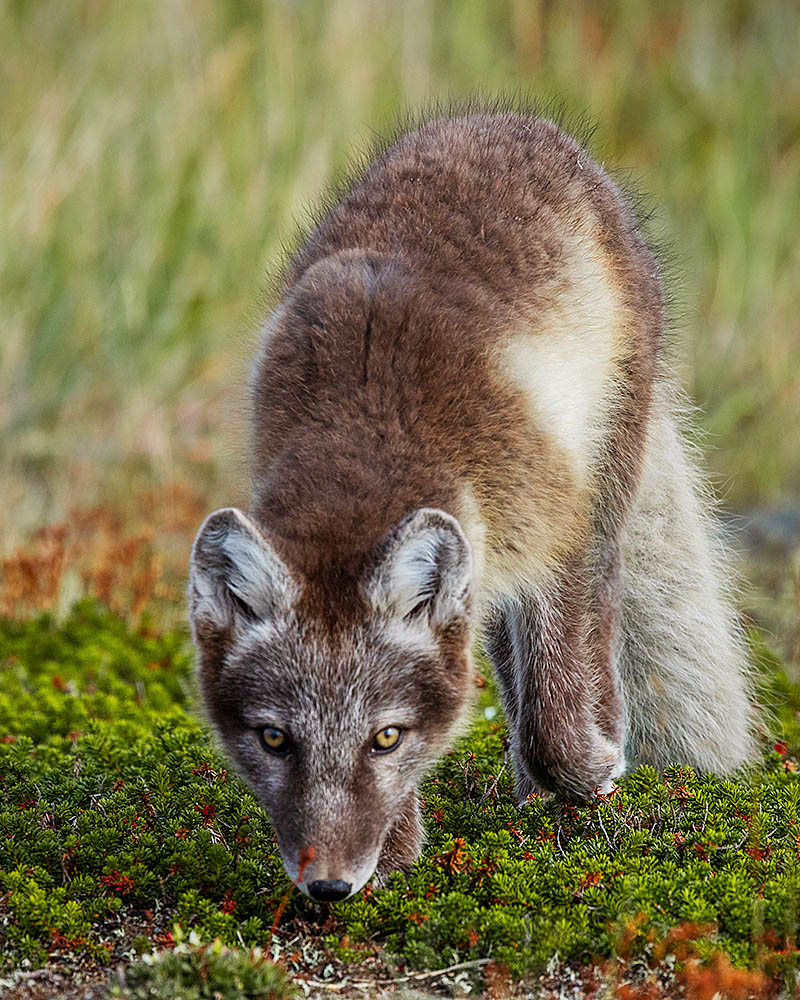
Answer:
[575, 920, 779, 1000]
[0, 481, 207, 626]
[680, 953, 772, 1000]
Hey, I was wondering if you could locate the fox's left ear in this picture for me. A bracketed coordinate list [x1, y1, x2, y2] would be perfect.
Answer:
[366, 508, 473, 629]
[189, 507, 296, 642]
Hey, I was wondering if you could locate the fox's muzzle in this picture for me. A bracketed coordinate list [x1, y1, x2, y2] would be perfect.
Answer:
[281, 840, 380, 900]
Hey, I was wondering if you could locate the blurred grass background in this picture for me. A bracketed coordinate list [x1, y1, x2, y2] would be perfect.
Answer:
[1, 0, 798, 658]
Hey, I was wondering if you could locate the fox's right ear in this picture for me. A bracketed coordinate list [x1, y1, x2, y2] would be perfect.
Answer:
[189, 508, 296, 640]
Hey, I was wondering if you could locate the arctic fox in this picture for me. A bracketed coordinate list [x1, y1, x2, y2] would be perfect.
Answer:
[189, 110, 755, 902]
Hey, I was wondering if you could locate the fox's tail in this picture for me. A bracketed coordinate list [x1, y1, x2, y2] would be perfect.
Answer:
[618, 381, 757, 774]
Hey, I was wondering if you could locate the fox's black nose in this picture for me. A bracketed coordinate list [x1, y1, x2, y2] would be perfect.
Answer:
[307, 879, 352, 902]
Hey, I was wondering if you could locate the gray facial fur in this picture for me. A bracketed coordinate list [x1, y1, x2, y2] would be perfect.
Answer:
[189, 507, 474, 895]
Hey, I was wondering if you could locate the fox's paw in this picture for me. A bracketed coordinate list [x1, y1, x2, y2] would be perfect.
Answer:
[593, 734, 627, 794]
[519, 728, 627, 803]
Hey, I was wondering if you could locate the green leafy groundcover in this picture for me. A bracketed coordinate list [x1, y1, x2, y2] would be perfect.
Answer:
[1, 602, 799, 979]
[110, 930, 296, 1000]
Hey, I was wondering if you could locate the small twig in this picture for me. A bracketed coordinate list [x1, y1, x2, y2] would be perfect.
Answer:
[406, 957, 491, 980]
[341, 957, 494, 987]
[478, 765, 506, 809]
[596, 807, 613, 853]
[717, 833, 750, 852]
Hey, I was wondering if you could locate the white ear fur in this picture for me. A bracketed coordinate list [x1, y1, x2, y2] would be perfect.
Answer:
[189, 508, 296, 633]
[367, 508, 473, 628]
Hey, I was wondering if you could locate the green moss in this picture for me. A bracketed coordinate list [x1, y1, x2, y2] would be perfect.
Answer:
[1, 602, 799, 979]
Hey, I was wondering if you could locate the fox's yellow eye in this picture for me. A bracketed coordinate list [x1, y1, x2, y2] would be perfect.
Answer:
[260, 727, 288, 754]
[372, 726, 402, 753]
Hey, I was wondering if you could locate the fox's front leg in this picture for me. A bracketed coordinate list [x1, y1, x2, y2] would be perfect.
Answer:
[374, 793, 423, 883]
[505, 563, 627, 802]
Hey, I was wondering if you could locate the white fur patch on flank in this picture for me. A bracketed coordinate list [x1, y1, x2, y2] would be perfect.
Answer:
[501, 218, 627, 486]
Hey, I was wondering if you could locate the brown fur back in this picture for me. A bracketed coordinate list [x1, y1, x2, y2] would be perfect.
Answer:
[251, 111, 663, 613]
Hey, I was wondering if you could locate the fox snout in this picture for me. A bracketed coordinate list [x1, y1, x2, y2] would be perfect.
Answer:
[307, 880, 352, 903]
[280, 842, 380, 901]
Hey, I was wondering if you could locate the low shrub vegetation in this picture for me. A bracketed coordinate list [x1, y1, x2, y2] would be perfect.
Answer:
[110, 931, 296, 1000]
[1, 601, 799, 990]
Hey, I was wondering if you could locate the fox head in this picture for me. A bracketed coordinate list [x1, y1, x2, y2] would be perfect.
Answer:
[188, 506, 474, 900]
